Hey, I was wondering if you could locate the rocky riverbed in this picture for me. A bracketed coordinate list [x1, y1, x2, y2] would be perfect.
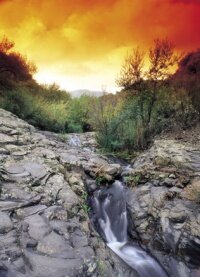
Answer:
[0, 108, 200, 277]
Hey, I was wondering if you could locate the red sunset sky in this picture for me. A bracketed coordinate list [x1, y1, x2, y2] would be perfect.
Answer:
[0, 0, 199, 92]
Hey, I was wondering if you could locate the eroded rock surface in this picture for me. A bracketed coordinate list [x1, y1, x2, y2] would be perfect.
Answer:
[124, 139, 200, 277]
[0, 109, 133, 277]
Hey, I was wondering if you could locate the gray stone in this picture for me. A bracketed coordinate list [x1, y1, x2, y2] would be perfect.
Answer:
[71, 229, 88, 248]
[25, 214, 51, 240]
[0, 212, 13, 233]
[24, 250, 82, 277]
[0, 108, 198, 277]
[23, 162, 47, 179]
[37, 231, 72, 256]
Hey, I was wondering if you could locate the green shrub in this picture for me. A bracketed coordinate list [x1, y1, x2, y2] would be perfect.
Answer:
[0, 86, 69, 133]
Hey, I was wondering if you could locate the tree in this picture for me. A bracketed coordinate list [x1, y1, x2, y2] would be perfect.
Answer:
[147, 38, 180, 82]
[0, 37, 14, 53]
[40, 83, 71, 103]
[0, 37, 37, 87]
[117, 38, 181, 125]
[172, 49, 200, 113]
[146, 38, 181, 124]
[116, 47, 144, 90]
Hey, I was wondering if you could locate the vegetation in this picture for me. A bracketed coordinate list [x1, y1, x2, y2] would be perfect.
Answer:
[94, 39, 199, 154]
[0, 37, 199, 157]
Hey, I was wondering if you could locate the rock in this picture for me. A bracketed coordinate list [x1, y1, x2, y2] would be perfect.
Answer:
[162, 177, 175, 187]
[16, 205, 47, 218]
[71, 228, 88, 248]
[104, 163, 121, 176]
[1, 109, 134, 276]
[25, 214, 51, 240]
[1, 108, 199, 277]
[0, 134, 17, 145]
[58, 186, 80, 210]
[24, 250, 82, 277]
[85, 179, 97, 192]
[125, 138, 200, 275]
[169, 173, 176, 179]
[23, 161, 47, 179]
[37, 231, 72, 256]
[0, 212, 13, 233]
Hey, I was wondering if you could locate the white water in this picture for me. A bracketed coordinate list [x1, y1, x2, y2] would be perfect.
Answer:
[93, 181, 168, 277]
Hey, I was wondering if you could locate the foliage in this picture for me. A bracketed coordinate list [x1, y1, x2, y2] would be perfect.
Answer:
[81, 192, 91, 214]
[116, 47, 144, 89]
[58, 133, 68, 142]
[94, 39, 198, 154]
[0, 36, 199, 156]
[96, 260, 106, 276]
[95, 84, 199, 153]
[0, 86, 70, 132]
[0, 37, 36, 88]
[172, 49, 200, 113]
[124, 173, 142, 187]
[66, 94, 94, 132]
[95, 175, 107, 186]
[147, 38, 181, 81]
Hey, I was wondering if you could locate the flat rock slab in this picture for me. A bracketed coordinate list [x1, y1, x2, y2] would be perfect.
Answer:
[24, 250, 82, 277]
[37, 231, 73, 256]
[0, 133, 17, 144]
[23, 162, 47, 179]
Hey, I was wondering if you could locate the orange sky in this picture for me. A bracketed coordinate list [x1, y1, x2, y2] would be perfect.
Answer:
[0, 0, 199, 92]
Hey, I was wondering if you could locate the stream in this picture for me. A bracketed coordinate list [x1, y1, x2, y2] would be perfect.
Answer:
[91, 181, 168, 277]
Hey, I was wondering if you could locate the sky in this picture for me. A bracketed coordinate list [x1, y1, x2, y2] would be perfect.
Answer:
[0, 0, 199, 93]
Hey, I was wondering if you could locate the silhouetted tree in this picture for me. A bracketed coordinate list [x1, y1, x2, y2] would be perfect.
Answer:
[116, 47, 144, 90]
[117, 38, 181, 125]
[146, 38, 181, 123]
[0, 37, 37, 88]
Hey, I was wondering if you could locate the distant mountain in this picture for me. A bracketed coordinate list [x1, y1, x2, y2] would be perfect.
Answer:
[69, 89, 104, 98]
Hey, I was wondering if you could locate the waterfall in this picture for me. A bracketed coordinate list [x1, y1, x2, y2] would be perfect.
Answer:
[92, 181, 168, 277]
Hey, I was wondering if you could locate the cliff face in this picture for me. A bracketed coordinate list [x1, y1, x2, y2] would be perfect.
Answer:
[0, 108, 200, 277]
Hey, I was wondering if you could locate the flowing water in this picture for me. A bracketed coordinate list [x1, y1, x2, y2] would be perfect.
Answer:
[92, 181, 168, 277]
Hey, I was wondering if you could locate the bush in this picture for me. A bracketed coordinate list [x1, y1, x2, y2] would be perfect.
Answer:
[66, 94, 94, 132]
[0, 87, 35, 119]
[96, 86, 199, 154]
[0, 85, 69, 133]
